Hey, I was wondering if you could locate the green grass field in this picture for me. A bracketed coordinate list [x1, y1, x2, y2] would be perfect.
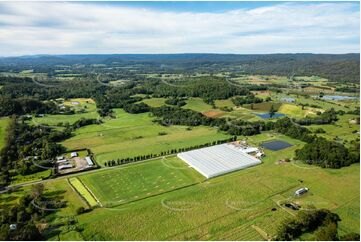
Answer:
[277, 103, 318, 118]
[32, 98, 98, 126]
[183, 98, 213, 112]
[69, 177, 99, 207]
[69, 132, 359, 240]
[140, 98, 167, 107]
[307, 114, 360, 145]
[0, 117, 9, 150]
[79, 157, 204, 207]
[61, 109, 230, 165]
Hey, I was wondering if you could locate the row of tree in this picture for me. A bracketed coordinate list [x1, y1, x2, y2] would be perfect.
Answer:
[104, 137, 237, 167]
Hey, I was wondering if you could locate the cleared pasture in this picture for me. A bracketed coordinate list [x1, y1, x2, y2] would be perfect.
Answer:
[277, 103, 318, 118]
[0, 117, 9, 150]
[183, 97, 213, 112]
[32, 98, 98, 126]
[140, 97, 167, 107]
[62, 109, 230, 165]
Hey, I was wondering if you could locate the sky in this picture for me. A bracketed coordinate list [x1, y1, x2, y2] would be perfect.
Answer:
[0, 1, 359, 56]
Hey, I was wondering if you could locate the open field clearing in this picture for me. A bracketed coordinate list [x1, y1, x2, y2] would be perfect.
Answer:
[230, 75, 289, 85]
[183, 97, 213, 112]
[61, 109, 230, 165]
[79, 157, 204, 207]
[69, 177, 99, 207]
[32, 98, 98, 126]
[214, 98, 234, 108]
[277, 103, 318, 118]
[140, 97, 167, 107]
[71, 133, 359, 240]
[0, 117, 9, 150]
[307, 114, 360, 144]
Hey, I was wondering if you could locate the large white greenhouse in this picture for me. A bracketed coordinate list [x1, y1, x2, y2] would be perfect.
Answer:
[177, 143, 261, 179]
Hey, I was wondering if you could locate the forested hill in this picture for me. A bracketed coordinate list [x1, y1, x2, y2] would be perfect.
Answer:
[0, 53, 359, 83]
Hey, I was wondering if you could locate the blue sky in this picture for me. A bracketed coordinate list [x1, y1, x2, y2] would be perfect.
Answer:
[0, 1, 359, 56]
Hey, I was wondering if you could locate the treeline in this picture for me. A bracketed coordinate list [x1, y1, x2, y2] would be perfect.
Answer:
[151, 106, 212, 126]
[271, 117, 314, 143]
[139, 77, 251, 100]
[295, 137, 359, 168]
[94, 85, 142, 116]
[0, 97, 60, 117]
[123, 102, 150, 114]
[0, 77, 106, 101]
[165, 97, 187, 107]
[231, 94, 263, 106]
[104, 137, 236, 167]
[276, 209, 359, 241]
[0, 116, 69, 187]
[219, 119, 272, 136]
[271, 117, 359, 168]
[295, 108, 339, 125]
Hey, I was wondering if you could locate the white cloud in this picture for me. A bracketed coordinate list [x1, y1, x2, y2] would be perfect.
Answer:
[0, 2, 359, 56]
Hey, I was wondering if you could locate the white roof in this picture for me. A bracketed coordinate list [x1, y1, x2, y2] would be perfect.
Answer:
[295, 187, 309, 194]
[56, 156, 64, 160]
[58, 164, 72, 170]
[70, 152, 78, 157]
[56, 159, 68, 164]
[240, 147, 259, 154]
[177, 143, 261, 179]
[85, 156, 94, 166]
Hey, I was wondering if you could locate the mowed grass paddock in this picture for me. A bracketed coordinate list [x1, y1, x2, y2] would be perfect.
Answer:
[69, 177, 99, 207]
[79, 157, 204, 207]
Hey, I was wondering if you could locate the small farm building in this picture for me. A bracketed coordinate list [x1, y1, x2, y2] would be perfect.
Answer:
[58, 164, 73, 170]
[295, 187, 309, 196]
[70, 152, 78, 158]
[85, 156, 94, 166]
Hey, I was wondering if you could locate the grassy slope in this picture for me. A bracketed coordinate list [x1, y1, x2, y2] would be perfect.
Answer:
[61, 109, 230, 165]
[183, 98, 213, 112]
[32, 98, 98, 126]
[307, 114, 360, 144]
[0, 117, 9, 150]
[70, 132, 359, 240]
[140, 98, 167, 107]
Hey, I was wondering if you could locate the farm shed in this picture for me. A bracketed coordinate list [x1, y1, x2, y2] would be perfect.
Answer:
[295, 187, 309, 196]
[177, 143, 261, 179]
[56, 159, 68, 164]
[58, 164, 73, 170]
[70, 152, 78, 158]
[85, 156, 94, 166]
